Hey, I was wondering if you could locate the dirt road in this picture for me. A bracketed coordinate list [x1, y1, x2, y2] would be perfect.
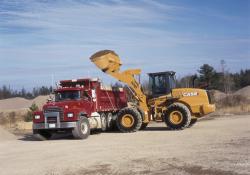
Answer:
[0, 115, 249, 175]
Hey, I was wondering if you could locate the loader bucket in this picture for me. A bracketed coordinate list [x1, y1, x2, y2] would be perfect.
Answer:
[90, 50, 122, 73]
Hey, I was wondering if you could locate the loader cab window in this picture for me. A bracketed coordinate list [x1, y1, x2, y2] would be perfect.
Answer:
[149, 72, 176, 97]
[55, 90, 81, 101]
[153, 74, 167, 94]
[167, 75, 176, 92]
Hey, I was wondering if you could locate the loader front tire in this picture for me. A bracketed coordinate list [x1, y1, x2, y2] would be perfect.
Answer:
[136, 107, 148, 130]
[72, 116, 90, 139]
[164, 103, 191, 130]
[116, 107, 142, 133]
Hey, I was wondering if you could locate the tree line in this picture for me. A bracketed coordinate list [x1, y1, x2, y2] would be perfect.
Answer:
[0, 62, 249, 100]
[177, 63, 250, 93]
[0, 86, 52, 100]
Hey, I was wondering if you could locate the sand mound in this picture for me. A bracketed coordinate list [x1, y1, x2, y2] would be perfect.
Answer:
[0, 97, 30, 110]
[0, 95, 50, 110]
[234, 86, 250, 100]
[211, 86, 250, 103]
[210, 90, 227, 102]
[0, 126, 16, 141]
[31, 95, 50, 109]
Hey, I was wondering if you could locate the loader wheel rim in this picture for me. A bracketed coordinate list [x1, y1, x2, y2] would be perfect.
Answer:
[169, 111, 183, 125]
[121, 114, 134, 127]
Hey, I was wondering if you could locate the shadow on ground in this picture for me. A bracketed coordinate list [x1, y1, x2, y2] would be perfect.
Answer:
[18, 130, 103, 141]
[18, 120, 208, 141]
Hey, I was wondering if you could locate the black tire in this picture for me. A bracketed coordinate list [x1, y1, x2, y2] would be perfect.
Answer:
[72, 116, 90, 139]
[116, 107, 142, 133]
[106, 112, 113, 131]
[188, 118, 198, 128]
[100, 113, 107, 131]
[109, 116, 119, 131]
[34, 130, 52, 140]
[136, 107, 149, 130]
[164, 103, 191, 130]
[140, 123, 148, 130]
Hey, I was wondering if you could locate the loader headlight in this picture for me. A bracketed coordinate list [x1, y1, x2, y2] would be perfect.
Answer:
[67, 113, 74, 118]
[34, 115, 40, 120]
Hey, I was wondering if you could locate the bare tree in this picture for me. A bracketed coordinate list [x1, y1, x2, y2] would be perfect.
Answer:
[220, 60, 233, 93]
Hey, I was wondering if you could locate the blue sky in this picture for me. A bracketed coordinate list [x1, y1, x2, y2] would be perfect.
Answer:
[0, 0, 249, 90]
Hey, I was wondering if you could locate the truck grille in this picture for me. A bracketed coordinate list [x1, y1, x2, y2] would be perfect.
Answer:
[44, 107, 64, 121]
[47, 117, 57, 123]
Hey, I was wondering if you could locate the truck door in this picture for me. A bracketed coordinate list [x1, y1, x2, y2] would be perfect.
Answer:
[81, 90, 94, 116]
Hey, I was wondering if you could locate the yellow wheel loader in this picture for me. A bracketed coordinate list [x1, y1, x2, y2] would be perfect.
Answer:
[90, 50, 215, 131]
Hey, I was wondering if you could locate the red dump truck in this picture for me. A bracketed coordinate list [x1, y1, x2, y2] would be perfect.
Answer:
[33, 78, 127, 140]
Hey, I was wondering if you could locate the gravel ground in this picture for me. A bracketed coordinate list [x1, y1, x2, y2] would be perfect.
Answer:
[0, 115, 249, 175]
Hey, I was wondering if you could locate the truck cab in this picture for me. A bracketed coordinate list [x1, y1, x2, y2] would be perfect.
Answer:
[33, 78, 127, 140]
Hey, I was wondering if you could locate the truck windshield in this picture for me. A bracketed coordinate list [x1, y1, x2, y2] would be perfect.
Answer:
[55, 91, 80, 101]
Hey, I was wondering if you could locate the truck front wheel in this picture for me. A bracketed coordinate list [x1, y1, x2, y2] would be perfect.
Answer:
[72, 116, 90, 139]
[116, 107, 142, 133]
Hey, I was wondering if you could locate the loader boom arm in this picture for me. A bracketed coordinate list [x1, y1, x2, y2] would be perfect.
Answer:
[90, 50, 149, 122]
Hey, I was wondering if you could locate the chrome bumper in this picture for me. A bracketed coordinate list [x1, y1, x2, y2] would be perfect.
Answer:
[33, 122, 77, 130]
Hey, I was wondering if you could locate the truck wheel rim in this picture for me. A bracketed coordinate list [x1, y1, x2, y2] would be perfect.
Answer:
[81, 123, 88, 134]
[121, 114, 134, 128]
[169, 111, 183, 125]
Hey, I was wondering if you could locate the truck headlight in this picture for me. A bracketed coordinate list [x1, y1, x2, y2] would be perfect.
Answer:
[34, 115, 40, 120]
[67, 113, 74, 118]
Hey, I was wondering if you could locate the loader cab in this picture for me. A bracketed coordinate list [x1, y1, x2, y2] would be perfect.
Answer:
[148, 71, 176, 97]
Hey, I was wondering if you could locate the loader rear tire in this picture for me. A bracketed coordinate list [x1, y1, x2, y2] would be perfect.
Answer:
[188, 118, 198, 128]
[164, 103, 191, 130]
[116, 107, 142, 133]
[72, 116, 90, 139]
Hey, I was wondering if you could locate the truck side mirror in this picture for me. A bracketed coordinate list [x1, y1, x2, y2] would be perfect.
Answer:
[47, 95, 54, 102]
[83, 90, 91, 100]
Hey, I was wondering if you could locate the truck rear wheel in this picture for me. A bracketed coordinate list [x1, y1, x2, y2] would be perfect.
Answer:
[72, 116, 90, 139]
[116, 107, 142, 133]
[164, 103, 191, 130]
[100, 113, 107, 131]
[106, 112, 113, 131]
[100, 112, 114, 131]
